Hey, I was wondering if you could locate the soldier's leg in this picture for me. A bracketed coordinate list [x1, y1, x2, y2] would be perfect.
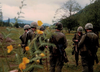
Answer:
[56, 56, 64, 72]
[88, 56, 94, 72]
[39, 58, 43, 65]
[56, 66, 63, 72]
[27, 61, 34, 72]
[72, 46, 75, 55]
[88, 65, 93, 72]
[23, 47, 26, 54]
[82, 65, 88, 72]
[95, 55, 99, 64]
[82, 64, 93, 72]
[39, 49, 44, 65]
[49, 55, 56, 72]
[75, 51, 79, 66]
[28, 55, 35, 72]
[81, 53, 89, 72]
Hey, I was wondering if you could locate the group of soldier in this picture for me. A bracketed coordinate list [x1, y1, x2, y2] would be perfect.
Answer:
[19, 21, 99, 72]
[72, 23, 99, 72]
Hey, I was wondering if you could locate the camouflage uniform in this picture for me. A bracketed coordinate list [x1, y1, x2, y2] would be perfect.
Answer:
[20, 25, 30, 53]
[78, 23, 99, 72]
[72, 26, 84, 66]
[36, 26, 45, 65]
[26, 22, 38, 72]
[26, 29, 37, 42]
[49, 22, 68, 72]
[26, 22, 37, 41]
[26, 22, 38, 52]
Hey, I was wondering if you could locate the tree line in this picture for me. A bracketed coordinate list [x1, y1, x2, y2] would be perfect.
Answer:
[54, 0, 100, 32]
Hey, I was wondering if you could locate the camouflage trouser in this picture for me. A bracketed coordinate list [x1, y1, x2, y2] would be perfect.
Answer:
[75, 51, 79, 66]
[81, 52, 94, 72]
[49, 54, 64, 72]
[21, 46, 26, 54]
[72, 46, 79, 66]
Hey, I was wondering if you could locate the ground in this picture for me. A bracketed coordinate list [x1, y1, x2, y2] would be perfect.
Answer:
[0, 27, 100, 72]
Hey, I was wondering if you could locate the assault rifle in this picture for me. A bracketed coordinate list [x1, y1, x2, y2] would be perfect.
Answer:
[19, 35, 26, 47]
[57, 44, 68, 63]
[51, 35, 68, 63]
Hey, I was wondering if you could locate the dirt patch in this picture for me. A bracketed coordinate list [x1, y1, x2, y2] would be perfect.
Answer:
[0, 33, 15, 43]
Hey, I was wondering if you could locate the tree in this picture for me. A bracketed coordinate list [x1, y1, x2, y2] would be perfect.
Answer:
[57, 0, 81, 33]
[60, 16, 79, 31]
[62, 0, 82, 16]
[52, 0, 82, 25]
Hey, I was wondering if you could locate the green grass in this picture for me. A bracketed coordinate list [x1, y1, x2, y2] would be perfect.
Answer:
[0, 27, 100, 72]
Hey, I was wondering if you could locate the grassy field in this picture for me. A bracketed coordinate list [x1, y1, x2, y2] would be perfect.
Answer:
[0, 27, 100, 72]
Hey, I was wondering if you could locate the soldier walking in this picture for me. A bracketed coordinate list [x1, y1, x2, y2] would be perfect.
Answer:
[36, 26, 45, 65]
[72, 26, 84, 66]
[78, 23, 99, 72]
[26, 22, 38, 43]
[26, 22, 38, 72]
[20, 25, 30, 53]
[49, 22, 68, 72]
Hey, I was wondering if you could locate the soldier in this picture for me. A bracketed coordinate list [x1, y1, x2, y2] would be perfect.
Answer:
[36, 26, 46, 65]
[72, 26, 84, 66]
[49, 22, 68, 72]
[26, 22, 38, 43]
[26, 22, 38, 72]
[19, 25, 30, 53]
[27, 25, 31, 32]
[78, 23, 99, 72]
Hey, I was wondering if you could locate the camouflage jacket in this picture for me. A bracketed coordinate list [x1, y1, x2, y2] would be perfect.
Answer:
[49, 31, 67, 55]
[78, 31, 99, 55]
[72, 32, 83, 45]
[26, 29, 37, 42]
[36, 33, 47, 51]
[20, 32, 28, 47]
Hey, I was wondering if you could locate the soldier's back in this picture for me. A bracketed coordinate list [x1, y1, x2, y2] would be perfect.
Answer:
[85, 32, 98, 46]
[51, 31, 67, 49]
[27, 29, 36, 41]
[85, 31, 98, 53]
[21, 32, 27, 43]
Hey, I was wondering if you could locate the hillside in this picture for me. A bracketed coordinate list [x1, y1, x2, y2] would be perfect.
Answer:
[60, 0, 100, 31]
[3, 18, 50, 26]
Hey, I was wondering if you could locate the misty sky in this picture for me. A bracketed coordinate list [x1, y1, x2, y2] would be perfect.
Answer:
[0, 0, 90, 24]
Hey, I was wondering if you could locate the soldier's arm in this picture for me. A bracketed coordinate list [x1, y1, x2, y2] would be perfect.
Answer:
[19, 35, 24, 43]
[97, 37, 99, 47]
[63, 35, 68, 49]
[25, 33, 29, 46]
[78, 34, 86, 49]
[95, 36, 99, 52]
[72, 33, 76, 42]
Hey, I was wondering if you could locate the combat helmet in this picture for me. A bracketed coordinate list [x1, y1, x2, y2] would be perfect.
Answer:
[55, 22, 63, 30]
[77, 26, 83, 32]
[30, 22, 38, 28]
[24, 25, 30, 30]
[85, 23, 93, 30]
[29, 25, 31, 29]
[40, 26, 45, 31]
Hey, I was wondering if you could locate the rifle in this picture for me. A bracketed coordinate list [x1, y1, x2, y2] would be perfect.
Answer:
[57, 44, 69, 63]
[19, 35, 26, 47]
[19, 35, 24, 44]
[52, 36, 68, 63]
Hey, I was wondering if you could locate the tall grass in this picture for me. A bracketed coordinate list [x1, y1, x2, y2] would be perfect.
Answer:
[0, 27, 100, 72]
